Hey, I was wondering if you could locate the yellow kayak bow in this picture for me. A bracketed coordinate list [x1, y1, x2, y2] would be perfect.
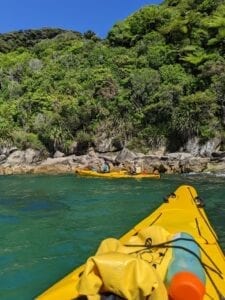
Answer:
[37, 185, 225, 300]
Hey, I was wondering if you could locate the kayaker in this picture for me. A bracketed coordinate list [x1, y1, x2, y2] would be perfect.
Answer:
[101, 160, 110, 173]
[130, 161, 141, 174]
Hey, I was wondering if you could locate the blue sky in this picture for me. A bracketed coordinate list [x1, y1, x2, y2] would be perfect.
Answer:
[1, 0, 163, 38]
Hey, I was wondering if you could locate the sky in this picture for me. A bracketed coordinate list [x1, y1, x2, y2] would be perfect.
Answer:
[1, 0, 163, 38]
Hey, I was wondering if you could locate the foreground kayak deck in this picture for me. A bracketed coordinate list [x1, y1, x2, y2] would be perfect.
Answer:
[75, 169, 160, 179]
[37, 185, 225, 300]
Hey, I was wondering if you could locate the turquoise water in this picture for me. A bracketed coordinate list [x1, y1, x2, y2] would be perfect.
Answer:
[0, 173, 224, 300]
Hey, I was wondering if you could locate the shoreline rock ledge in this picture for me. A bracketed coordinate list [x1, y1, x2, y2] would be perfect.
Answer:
[0, 146, 225, 175]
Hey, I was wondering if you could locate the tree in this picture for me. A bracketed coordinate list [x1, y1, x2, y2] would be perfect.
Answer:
[171, 90, 218, 141]
[129, 68, 161, 108]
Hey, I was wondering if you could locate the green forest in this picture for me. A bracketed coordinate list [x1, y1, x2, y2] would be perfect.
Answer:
[1, 0, 225, 156]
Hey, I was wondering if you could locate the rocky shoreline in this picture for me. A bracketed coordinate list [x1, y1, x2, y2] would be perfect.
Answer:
[1, 146, 225, 175]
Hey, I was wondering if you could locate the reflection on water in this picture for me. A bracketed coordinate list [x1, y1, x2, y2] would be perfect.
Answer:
[0, 173, 224, 300]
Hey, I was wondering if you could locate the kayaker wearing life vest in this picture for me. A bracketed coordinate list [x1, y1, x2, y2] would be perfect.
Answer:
[101, 160, 110, 173]
[130, 161, 142, 175]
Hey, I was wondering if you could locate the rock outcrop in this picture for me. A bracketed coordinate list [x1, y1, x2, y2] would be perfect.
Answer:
[1, 136, 225, 175]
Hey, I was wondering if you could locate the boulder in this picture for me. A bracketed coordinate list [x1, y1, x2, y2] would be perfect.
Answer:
[54, 150, 65, 158]
[6, 150, 25, 165]
[180, 157, 209, 173]
[115, 148, 137, 163]
[184, 137, 221, 157]
[25, 148, 42, 164]
[95, 137, 124, 153]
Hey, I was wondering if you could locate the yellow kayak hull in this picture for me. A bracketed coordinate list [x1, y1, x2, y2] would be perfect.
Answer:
[37, 185, 225, 300]
[75, 168, 160, 179]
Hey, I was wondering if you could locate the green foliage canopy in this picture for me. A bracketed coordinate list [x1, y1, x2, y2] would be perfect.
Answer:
[1, 1, 225, 154]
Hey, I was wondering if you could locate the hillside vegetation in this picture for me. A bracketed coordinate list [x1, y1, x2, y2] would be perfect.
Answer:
[1, 0, 225, 155]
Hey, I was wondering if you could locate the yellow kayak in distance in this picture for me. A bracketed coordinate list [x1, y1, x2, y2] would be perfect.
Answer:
[75, 168, 160, 179]
[36, 185, 225, 300]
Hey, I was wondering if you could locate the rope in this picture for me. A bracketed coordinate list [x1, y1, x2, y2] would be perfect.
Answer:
[125, 237, 225, 299]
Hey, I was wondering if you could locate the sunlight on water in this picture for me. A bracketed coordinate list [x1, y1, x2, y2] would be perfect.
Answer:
[0, 174, 224, 300]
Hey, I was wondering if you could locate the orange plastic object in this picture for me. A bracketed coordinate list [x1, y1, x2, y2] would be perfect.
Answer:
[168, 271, 205, 300]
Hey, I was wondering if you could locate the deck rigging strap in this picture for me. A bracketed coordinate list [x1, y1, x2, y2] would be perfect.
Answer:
[125, 237, 225, 299]
[187, 187, 218, 241]
[195, 218, 209, 244]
